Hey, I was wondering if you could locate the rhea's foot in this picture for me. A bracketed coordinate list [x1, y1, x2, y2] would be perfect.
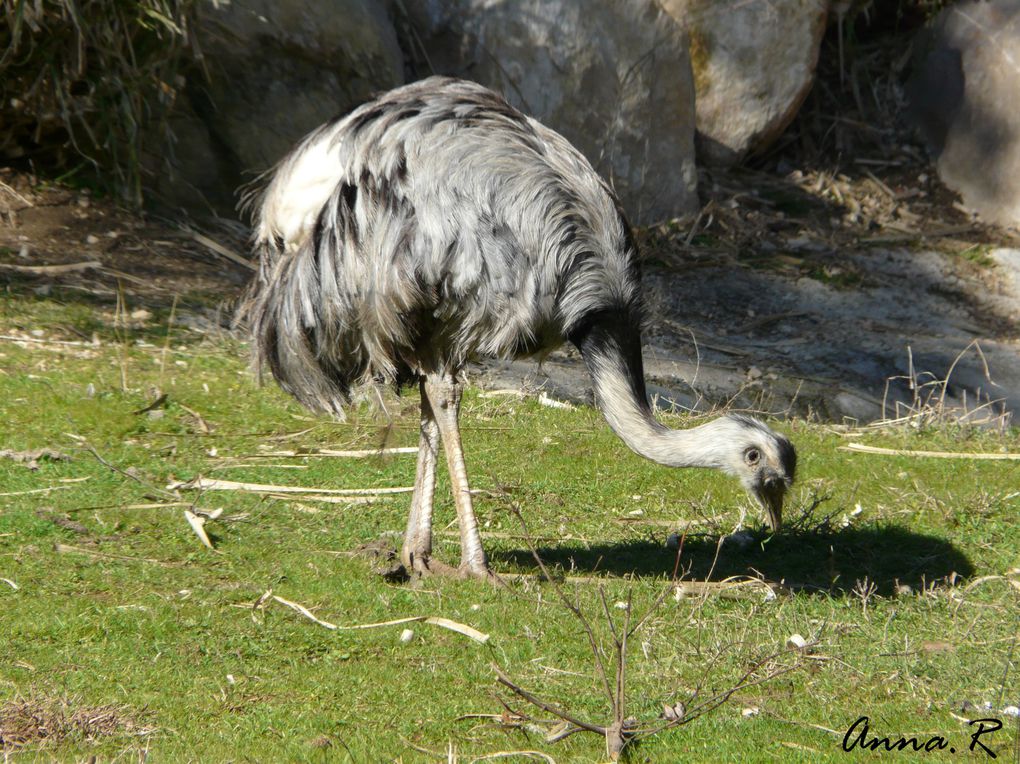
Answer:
[409, 554, 498, 584]
[457, 562, 502, 585]
[407, 554, 461, 579]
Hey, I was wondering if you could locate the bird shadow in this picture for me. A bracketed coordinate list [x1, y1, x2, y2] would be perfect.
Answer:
[494, 524, 974, 596]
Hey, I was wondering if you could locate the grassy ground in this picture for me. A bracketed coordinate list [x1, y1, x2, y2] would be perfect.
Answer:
[1, 290, 1019, 762]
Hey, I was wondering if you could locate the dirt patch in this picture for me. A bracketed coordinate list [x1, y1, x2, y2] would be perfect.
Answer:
[0, 695, 153, 752]
[0, 168, 250, 311]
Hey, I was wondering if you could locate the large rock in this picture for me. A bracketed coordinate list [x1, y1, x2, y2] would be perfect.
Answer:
[399, 0, 699, 225]
[661, 0, 827, 166]
[907, 0, 1020, 226]
[151, 0, 403, 211]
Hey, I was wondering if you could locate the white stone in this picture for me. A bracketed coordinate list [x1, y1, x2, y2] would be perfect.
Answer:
[786, 633, 808, 650]
[662, 0, 828, 165]
[908, 0, 1020, 225]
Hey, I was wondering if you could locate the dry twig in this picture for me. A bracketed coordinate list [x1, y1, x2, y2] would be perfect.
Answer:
[168, 477, 413, 496]
[259, 592, 489, 643]
[842, 444, 1020, 460]
[490, 503, 804, 760]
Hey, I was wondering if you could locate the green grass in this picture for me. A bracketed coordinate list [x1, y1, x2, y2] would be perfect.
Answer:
[1, 290, 1019, 762]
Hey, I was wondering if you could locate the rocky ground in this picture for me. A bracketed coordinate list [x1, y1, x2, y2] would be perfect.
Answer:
[3, 157, 1018, 427]
[481, 165, 1020, 425]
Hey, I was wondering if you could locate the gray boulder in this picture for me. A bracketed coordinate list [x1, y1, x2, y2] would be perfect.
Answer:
[908, 0, 1020, 226]
[152, 0, 403, 211]
[661, 0, 828, 166]
[399, 0, 699, 225]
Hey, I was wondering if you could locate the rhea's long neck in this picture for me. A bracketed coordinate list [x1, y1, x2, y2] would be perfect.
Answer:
[573, 315, 731, 470]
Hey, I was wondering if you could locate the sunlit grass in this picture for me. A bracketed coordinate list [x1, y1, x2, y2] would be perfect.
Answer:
[1, 291, 1018, 761]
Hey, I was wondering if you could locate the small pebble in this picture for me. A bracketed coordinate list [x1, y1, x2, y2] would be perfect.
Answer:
[85, 233, 99, 245]
[399, 628, 414, 644]
[786, 634, 807, 650]
[741, 706, 760, 718]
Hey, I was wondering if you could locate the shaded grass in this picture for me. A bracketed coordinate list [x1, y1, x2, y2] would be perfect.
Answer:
[1, 290, 1019, 761]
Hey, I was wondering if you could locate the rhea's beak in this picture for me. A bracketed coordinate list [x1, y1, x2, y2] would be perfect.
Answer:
[754, 474, 786, 532]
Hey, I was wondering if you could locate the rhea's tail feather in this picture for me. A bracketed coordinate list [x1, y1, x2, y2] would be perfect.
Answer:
[235, 238, 365, 419]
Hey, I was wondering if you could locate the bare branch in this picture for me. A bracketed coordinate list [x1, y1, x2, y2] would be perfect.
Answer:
[509, 505, 616, 707]
[492, 664, 605, 736]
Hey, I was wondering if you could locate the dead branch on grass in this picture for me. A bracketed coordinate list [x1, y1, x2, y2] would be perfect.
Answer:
[234, 446, 419, 459]
[468, 750, 557, 764]
[491, 503, 805, 760]
[257, 591, 490, 644]
[70, 434, 179, 501]
[842, 443, 1020, 460]
[54, 543, 172, 566]
[168, 476, 413, 496]
[0, 484, 77, 497]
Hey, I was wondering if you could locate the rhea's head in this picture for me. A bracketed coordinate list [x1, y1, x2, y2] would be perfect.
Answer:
[718, 414, 797, 531]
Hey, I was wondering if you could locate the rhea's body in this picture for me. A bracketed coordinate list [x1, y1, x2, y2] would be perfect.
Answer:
[244, 77, 639, 414]
[240, 77, 795, 579]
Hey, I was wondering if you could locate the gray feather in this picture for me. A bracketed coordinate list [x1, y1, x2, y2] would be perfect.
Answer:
[238, 77, 640, 416]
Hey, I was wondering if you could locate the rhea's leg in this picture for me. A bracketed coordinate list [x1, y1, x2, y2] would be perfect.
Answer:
[424, 374, 489, 578]
[401, 379, 447, 575]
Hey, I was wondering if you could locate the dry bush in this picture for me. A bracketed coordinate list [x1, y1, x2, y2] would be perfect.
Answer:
[876, 342, 1012, 432]
[0, 0, 199, 203]
[0, 694, 153, 751]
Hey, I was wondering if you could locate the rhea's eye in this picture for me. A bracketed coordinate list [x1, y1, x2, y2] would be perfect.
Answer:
[745, 448, 761, 465]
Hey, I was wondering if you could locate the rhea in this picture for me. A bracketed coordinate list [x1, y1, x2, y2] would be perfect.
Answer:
[239, 77, 796, 580]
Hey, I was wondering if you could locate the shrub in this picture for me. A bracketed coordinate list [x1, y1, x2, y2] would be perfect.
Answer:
[0, 0, 198, 203]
